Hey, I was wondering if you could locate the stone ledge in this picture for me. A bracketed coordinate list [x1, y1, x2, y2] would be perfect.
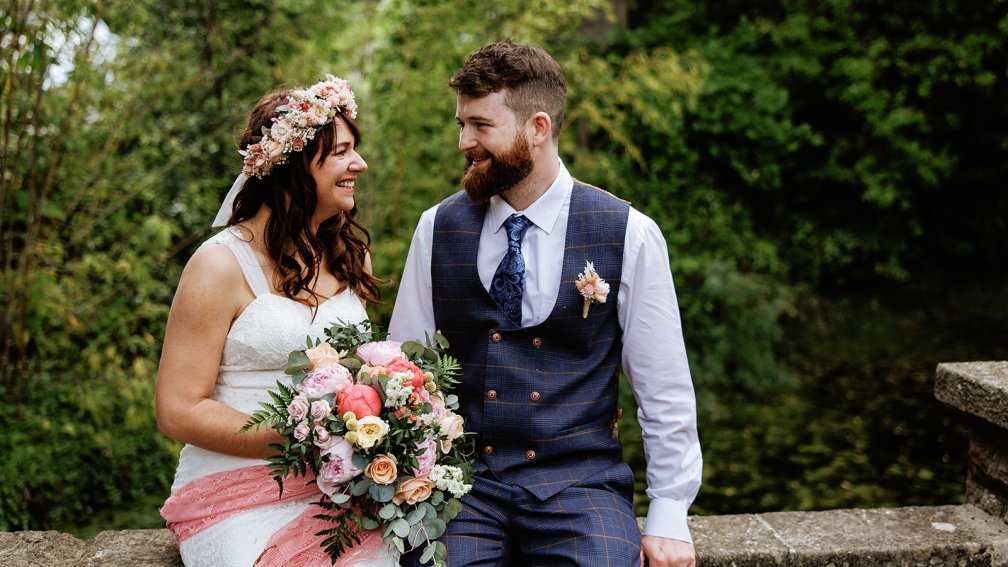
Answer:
[690, 504, 1008, 566]
[935, 361, 1008, 429]
[3, 505, 1008, 566]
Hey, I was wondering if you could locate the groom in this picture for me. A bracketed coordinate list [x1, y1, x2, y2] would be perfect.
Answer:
[390, 40, 701, 567]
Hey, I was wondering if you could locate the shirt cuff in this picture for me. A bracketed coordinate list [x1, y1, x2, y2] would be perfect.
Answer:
[643, 497, 693, 543]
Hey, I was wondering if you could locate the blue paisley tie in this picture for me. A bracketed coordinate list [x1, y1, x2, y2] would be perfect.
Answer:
[490, 214, 532, 326]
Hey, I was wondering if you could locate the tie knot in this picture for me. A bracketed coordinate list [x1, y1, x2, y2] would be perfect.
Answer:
[504, 214, 531, 244]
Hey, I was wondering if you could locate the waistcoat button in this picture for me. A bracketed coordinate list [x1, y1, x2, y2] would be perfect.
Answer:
[530, 391, 540, 401]
[526, 450, 536, 460]
[532, 337, 543, 348]
[486, 390, 497, 400]
[484, 445, 494, 456]
[491, 332, 502, 342]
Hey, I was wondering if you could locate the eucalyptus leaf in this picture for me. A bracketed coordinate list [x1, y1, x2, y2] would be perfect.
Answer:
[351, 478, 374, 496]
[362, 516, 379, 530]
[391, 517, 411, 538]
[351, 452, 366, 469]
[408, 522, 425, 547]
[420, 543, 436, 563]
[443, 498, 463, 520]
[329, 493, 351, 504]
[406, 506, 426, 525]
[340, 356, 362, 373]
[420, 501, 437, 519]
[378, 504, 398, 520]
[422, 517, 446, 540]
[401, 341, 425, 358]
[369, 481, 396, 503]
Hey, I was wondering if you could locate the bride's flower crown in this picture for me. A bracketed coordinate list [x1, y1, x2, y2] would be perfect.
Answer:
[240, 74, 358, 179]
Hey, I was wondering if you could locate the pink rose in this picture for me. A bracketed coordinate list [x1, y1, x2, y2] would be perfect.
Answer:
[313, 426, 331, 445]
[413, 438, 436, 477]
[293, 423, 310, 441]
[386, 358, 425, 392]
[336, 384, 383, 418]
[297, 365, 353, 398]
[317, 438, 363, 496]
[305, 342, 343, 370]
[355, 340, 405, 366]
[287, 396, 310, 422]
[310, 400, 330, 422]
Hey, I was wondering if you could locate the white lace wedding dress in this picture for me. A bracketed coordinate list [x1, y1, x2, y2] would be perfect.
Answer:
[167, 228, 398, 567]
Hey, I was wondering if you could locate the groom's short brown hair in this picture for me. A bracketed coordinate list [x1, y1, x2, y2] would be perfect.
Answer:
[449, 39, 567, 142]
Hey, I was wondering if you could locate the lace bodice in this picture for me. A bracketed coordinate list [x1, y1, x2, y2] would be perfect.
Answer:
[167, 228, 395, 566]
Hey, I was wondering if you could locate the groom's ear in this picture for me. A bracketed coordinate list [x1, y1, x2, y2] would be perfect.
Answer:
[528, 111, 553, 147]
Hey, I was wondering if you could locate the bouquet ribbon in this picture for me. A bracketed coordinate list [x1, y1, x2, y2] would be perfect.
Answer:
[161, 465, 384, 566]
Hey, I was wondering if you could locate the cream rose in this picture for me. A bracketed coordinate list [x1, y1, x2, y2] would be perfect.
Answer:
[354, 415, 390, 449]
[305, 342, 343, 370]
[439, 410, 466, 441]
[392, 476, 435, 506]
[365, 454, 398, 485]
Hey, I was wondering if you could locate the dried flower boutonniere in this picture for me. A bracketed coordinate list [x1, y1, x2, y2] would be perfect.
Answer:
[575, 261, 610, 318]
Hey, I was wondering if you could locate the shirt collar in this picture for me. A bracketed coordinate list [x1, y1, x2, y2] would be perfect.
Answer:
[489, 158, 573, 235]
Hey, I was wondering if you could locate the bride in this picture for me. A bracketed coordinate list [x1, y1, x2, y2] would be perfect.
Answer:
[157, 76, 397, 566]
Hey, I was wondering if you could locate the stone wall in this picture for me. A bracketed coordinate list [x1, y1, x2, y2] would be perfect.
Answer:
[4, 361, 1008, 566]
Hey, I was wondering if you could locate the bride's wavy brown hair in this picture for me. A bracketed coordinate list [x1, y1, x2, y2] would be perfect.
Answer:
[226, 89, 382, 308]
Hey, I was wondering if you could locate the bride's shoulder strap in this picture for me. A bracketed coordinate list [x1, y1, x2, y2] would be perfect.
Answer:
[197, 228, 271, 297]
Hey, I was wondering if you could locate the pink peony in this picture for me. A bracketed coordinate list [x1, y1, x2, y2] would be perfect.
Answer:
[316, 438, 362, 496]
[297, 364, 353, 398]
[336, 384, 382, 418]
[386, 358, 425, 392]
[413, 438, 437, 477]
[355, 340, 406, 367]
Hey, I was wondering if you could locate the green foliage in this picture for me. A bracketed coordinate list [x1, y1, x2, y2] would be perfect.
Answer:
[3, 0, 1006, 532]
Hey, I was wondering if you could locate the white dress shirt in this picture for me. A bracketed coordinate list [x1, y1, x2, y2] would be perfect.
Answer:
[389, 159, 702, 543]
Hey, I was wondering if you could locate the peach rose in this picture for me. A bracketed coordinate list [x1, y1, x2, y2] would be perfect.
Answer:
[365, 454, 398, 485]
[393, 476, 435, 506]
[305, 342, 343, 370]
[439, 410, 466, 441]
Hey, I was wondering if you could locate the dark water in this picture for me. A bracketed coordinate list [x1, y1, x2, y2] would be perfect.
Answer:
[622, 286, 1008, 517]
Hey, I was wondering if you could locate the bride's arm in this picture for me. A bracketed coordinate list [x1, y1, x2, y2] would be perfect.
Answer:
[155, 244, 282, 458]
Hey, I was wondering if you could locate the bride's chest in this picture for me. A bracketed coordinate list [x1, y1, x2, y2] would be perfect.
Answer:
[220, 294, 366, 369]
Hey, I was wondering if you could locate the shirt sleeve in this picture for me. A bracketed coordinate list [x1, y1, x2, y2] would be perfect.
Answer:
[388, 206, 439, 343]
[618, 208, 702, 543]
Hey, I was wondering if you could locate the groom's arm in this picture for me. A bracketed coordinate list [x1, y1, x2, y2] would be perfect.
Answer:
[618, 209, 702, 549]
[389, 206, 439, 342]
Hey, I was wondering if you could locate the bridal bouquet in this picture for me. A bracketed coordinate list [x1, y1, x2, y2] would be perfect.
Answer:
[242, 321, 474, 566]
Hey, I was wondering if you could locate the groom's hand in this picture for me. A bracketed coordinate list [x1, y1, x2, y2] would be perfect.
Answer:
[641, 535, 695, 567]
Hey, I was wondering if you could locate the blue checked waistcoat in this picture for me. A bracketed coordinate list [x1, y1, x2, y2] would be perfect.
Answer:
[431, 182, 631, 500]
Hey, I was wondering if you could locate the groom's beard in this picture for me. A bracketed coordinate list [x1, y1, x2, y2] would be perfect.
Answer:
[461, 134, 534, 203]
